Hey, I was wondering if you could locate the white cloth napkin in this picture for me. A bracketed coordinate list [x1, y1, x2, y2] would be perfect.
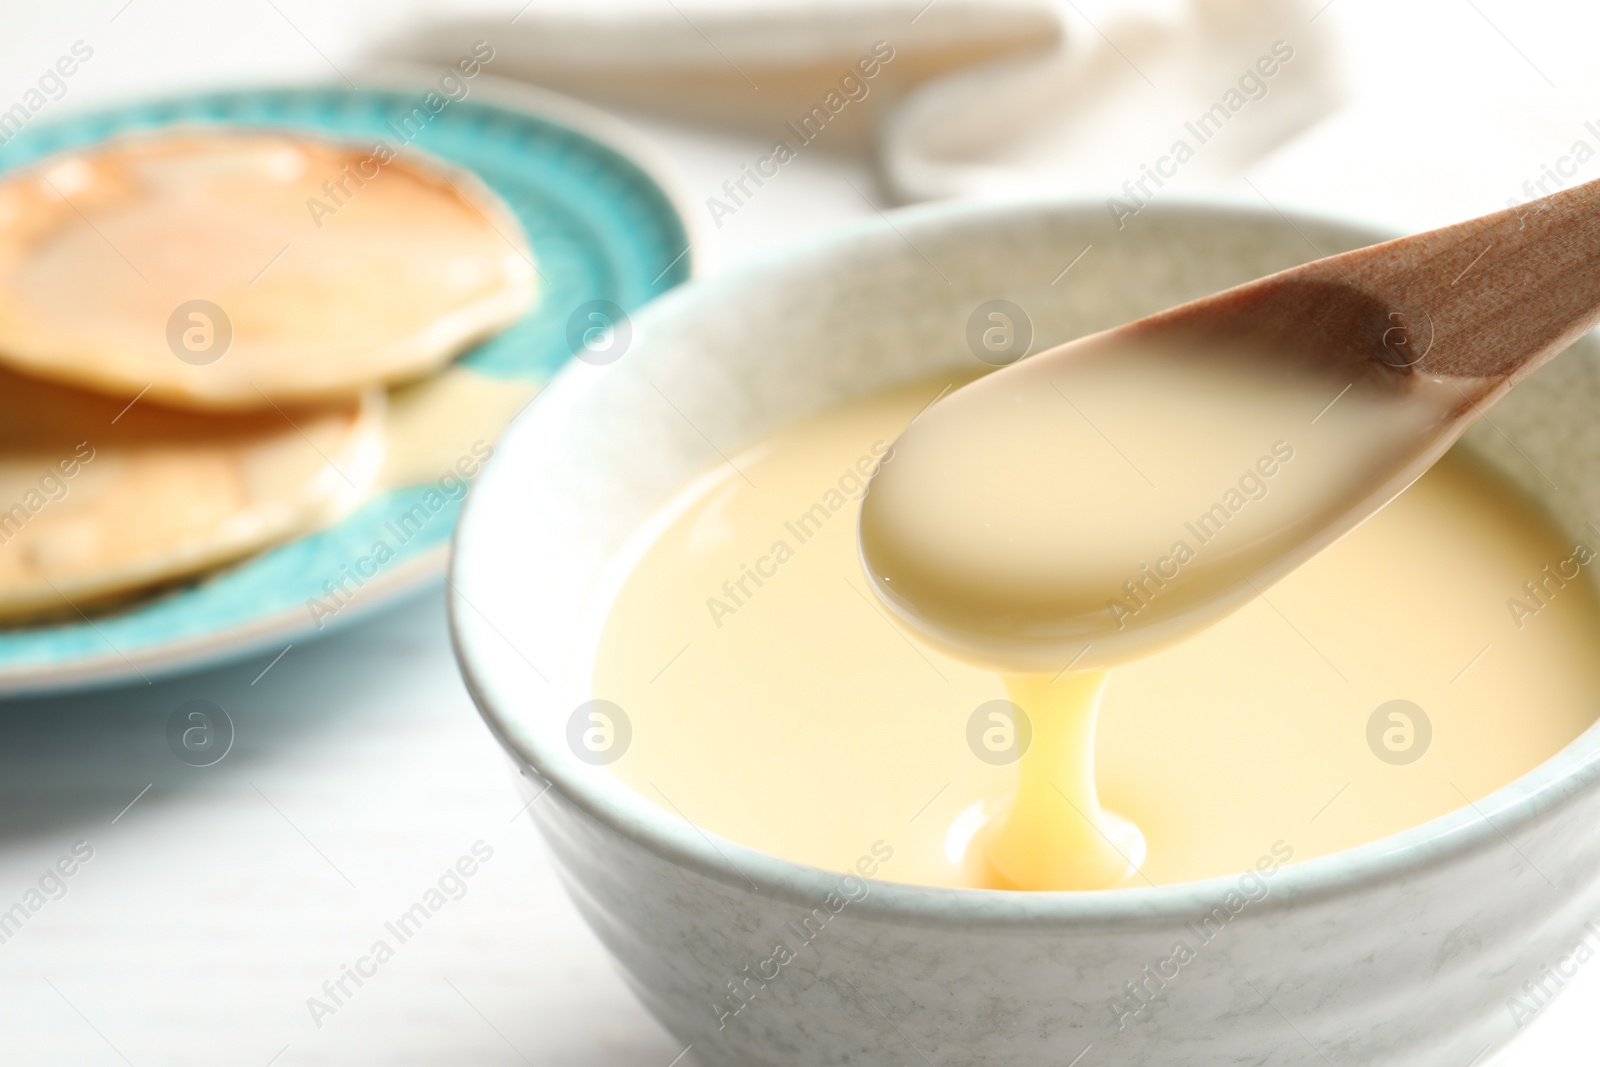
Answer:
[383, 0, 1345, 204]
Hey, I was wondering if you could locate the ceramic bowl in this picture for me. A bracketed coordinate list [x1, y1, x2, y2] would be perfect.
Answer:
[449, 197, 1600, 1066]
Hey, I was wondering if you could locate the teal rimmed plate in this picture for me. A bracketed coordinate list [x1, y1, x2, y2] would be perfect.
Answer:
[0, 68, 701, 696]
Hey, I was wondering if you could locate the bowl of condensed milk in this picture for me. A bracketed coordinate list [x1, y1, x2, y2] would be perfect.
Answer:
[451, 196, 1600, 1066]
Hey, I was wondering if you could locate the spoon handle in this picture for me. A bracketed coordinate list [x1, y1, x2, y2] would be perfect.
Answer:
[1334, 176, 1600, 382]
[1134, 178, 1600, 390]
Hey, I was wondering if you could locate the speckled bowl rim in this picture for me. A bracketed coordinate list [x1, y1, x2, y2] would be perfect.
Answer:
[451, 193, 1600, 928]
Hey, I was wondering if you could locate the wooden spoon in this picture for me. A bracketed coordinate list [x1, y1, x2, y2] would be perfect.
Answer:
[858, 181, 1600, 674]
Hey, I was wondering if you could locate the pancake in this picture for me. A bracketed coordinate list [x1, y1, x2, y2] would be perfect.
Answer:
[0, 366, 385, 622]
[0, 129, 537, 411]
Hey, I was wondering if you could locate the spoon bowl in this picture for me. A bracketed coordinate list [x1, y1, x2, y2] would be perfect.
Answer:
[859, 181, 1600, 672]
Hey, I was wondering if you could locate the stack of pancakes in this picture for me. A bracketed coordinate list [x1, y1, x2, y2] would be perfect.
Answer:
[0, 130, 537, 622]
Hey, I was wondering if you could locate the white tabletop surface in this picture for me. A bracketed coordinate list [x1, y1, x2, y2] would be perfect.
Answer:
[4, 1, 1600, 1063]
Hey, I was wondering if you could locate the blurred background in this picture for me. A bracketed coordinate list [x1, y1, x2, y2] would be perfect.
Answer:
[2, 0, 1598, 1063]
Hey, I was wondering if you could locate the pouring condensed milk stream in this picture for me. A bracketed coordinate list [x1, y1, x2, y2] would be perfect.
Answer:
[858, 180, 1600, 890]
